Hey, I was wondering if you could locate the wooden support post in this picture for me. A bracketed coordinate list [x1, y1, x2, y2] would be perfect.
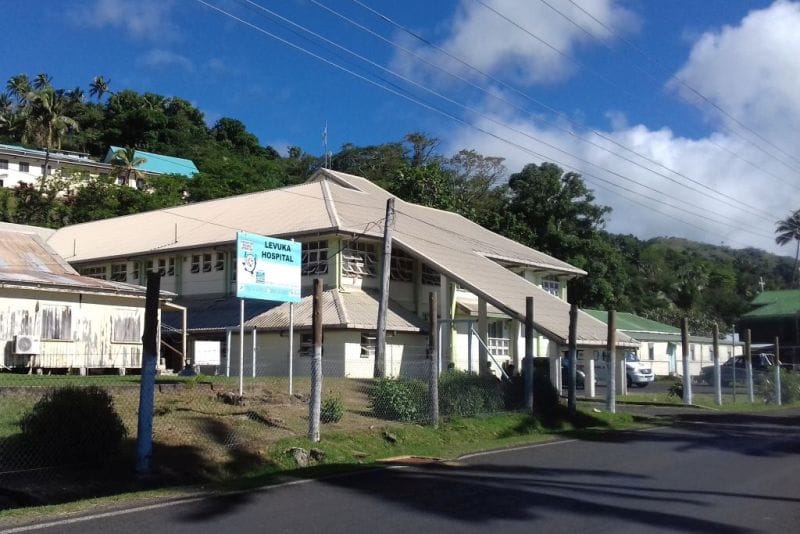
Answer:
[681, 317, 692, 405]
[309, 278, 323, 442]
[136, 272, 160, 475]
[375, 197, 394, 378]
[428, 292, 439, 428]
[524, 297, 534, 412]
[713, 323, 722, 406]
[606, 310, 616, 413]
[567, 303, 578, 416]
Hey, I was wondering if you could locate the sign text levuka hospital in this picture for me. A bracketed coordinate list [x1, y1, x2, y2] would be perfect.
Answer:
[236, 231, 301, 303]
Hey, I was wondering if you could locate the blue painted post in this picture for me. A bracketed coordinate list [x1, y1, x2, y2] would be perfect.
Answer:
[136, 272, 160, 475]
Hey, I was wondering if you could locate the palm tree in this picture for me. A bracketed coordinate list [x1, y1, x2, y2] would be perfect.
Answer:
[6, 74, 32, 105]
[110, 147, 147, 187]
[89, 76, 112, 101]
[24, 87, 78, 150]
[32, 72, 52, 90]
[775, 209, 800, 287]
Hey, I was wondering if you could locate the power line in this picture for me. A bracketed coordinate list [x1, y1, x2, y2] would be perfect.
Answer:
[313, 0, 783, 218]
[194, 0, 775, 244]
[235, 0, 774, 235]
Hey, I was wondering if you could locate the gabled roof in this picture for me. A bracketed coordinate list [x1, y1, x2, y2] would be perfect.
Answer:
[46, 168, 632, 346]
[0, 230, 148, 297]
[584, 310, 681, 334]
[245, 289, 427, 332]
[104, 146, 199, 177]
[742, 290, 800, 318]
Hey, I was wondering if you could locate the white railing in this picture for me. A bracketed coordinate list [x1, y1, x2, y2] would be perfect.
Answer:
[488, 337, 510, 358]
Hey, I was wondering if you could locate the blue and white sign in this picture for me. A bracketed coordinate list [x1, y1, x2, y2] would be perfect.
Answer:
[236, 231, 301, 302]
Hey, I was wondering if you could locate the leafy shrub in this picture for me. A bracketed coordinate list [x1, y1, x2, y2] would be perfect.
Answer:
[438, 370, 504, 418]
[19, 386, 128, 464]
[756, 369, 800, 404]
[502, 368, 561, 412]
[667, 381, 684, 399]
[321, 394, 344, 424]
[368, 378, 427, 422]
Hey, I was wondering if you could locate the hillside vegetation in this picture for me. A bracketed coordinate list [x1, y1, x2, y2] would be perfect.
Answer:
[0, 73, 794, 332]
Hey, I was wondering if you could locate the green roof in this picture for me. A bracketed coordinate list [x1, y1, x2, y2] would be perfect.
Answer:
[742, 290, 800, 318]
[584, 310, 681, 334]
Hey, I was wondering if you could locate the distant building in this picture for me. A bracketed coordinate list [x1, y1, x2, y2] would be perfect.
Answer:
[0, 143, 197, 190]
[738, 290, 800, 366]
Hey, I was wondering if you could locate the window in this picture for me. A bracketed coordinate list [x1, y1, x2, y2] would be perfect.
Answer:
[230, 253, 237, 282]
[132, 262, 140, 283]
[80, 265, 107, 280]
[342, 241, 377, 278]
[541, 278, 560, 297]
[0, 159, 8, 169]
[157, 258, 167, 276]
[421, 263, 441, 286]
[390, 249, 414, 282]
[41, 305, 72, 341]
[147, 257, 175, 277]
[19, 161, 29, 172]
[190, 254, 201, 274]
[302, 240, 328, 275]
[360, 333, 376, 359]
[690, 344, 696, 361]
[299, 333, 313, 357]
[648, 343, 655, 360]
[112, 313, 141, 343]
[202, 253, 212, 273]
[215, 252, 225, 271]
[110, 263, 127, 282]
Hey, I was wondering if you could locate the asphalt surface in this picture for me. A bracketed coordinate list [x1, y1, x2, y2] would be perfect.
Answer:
[5, 409, 799, 534]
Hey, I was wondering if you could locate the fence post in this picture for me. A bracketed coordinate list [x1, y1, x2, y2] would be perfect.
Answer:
[713, 323, 722, 406]
[746, 329, 754, 404]
[606, 309, 616, 413]
[136, 272, 160, 475]
[681, 317, 693, 405]
[775, 336, 782, 406]
[308, 278, 323, 442]
[524, 297, 534, 412]
[568, 303, 578, 416]
[428, 292, 439, 428]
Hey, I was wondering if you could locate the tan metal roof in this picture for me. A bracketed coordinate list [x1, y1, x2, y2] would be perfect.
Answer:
[245, 289, 426, 332]
[0, 222, 56, 241]
[46, 168, 630, 345]
[0, 230, 147, 296]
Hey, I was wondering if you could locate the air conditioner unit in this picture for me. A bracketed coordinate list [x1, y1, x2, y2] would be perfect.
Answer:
[14, 335, 41, 355]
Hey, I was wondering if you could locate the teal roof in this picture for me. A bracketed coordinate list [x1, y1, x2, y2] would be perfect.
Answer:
[742, 289, 800, 318]
[584, 309, 681, 334]
[104, 146, 198, 177]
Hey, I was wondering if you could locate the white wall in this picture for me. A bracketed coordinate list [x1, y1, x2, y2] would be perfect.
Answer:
[0, 288, 145, 370]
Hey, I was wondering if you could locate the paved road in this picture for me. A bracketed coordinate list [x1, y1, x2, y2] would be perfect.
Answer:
[5, 410, 800, 534]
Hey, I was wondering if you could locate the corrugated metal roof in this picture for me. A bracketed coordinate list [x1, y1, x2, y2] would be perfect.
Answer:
[584, 310, 681, 334]
[161, 296, 279, 332]
[105, 146, 199, 177]
[46, 168, 631, 345]
[0, 222, 56, 241]
[742, 290, 800, 318]
[0, 230, 148, 296]
[245, 289, 427, 332]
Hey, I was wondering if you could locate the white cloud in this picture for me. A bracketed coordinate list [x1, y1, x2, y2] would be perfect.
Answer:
[390, 0, 639, 86]
[440, 1, 800, 255]
[72, 0, 178, 41]
[139, 49, 194, 72]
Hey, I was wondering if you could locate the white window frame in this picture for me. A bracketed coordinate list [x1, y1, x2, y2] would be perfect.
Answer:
[80, 265, 107, 280]
[299, 333, 314, 357]
[110, 263, 127, 283]
[215, 252, 225, 271]
[541, 278, 560, 297]
[190, 254, 201, 274]
[342, 240, 377, 278]
[302, 240, 329, 275]
[360, 333, 376, 359]
[421, 263, 441, 286]
[202, 253, 212, 273]
[19, 161, 29, 172]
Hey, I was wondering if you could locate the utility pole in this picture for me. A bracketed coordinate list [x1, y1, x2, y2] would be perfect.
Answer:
[428, 292, 439, 428]
[567, 304, 578, 416]
[375, 197, 395, 378]
[524, 297, 534, 412]
[681, 317, 692, 405]
[712, 323, 722, 406]
[606, 309, 616, 413]
[309, 278, 323, 442]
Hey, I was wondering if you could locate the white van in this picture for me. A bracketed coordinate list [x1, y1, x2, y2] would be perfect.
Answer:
[581, 350, 655, 388]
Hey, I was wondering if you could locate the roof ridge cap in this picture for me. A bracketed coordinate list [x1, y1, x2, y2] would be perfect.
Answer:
[320, 180, 342, 230]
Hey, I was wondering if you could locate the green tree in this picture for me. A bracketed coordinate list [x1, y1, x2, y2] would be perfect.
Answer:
[24, 86, 79, 150]
[109, 147, 146, 187]
[89, 76, 112, 101]
[775, 209, 800, 287]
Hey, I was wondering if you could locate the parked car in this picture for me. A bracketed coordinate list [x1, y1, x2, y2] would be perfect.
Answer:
[560, 359, 586, 389]
[700, 353, 787, 386]
[624, 352, 655, 388]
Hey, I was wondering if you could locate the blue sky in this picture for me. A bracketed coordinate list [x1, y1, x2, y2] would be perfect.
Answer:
[2, 0, 797, 254]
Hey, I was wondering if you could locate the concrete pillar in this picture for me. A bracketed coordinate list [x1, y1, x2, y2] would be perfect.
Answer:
[587, 355, 596, 398]
[551, 355, 561, 391]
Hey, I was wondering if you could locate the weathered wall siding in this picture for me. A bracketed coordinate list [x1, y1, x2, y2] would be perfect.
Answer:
[0, 289, 144, 369]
